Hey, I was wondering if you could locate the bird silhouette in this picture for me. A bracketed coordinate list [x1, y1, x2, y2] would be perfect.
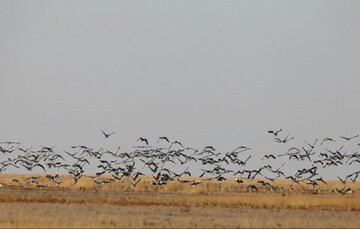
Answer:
[101, 130, 116, 138]
[158, 136, 170, 143]
[267, 128, 282, 137]
[137, 137, 149, 145]
[340, 134, 359, 141]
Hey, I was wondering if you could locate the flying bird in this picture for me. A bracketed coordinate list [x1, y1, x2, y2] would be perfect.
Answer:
[337, 176, 347, 185]
[101, 130, 116, 139]
[137, 137, 149, 145]
[320, 137, 336, 145]
[129, 178, 142, 187]
[247, 184, 259, 192]
[261, 154, 276, 160]
[274, 134, 294, 143]
[158, 136, 170, 143]
[267, 128, 282, 137]
[18, 147, 32, 153]
[0, 141, 20, 145]
[305, 138, 318, 149]
[340, 134, 359, 141]
[336, 187, 352, 195]
[170, 141, 184, 148]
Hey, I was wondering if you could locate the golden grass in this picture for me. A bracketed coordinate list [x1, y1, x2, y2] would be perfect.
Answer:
[0, 174, 359, 228]
[0, 174, 359, 211]
[1, 203, 360, 228]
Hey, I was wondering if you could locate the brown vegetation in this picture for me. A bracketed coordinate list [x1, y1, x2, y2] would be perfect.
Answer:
[0, 174, 359, 228]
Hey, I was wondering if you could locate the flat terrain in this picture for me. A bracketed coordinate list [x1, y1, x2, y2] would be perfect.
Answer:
[0, 174, 359, 228]
[1, 203, 360, 228]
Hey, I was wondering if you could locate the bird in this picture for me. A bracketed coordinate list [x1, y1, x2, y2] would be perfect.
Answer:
[315, 177, 327, 185]
[305, 180, 319, 188]
[0, 141, 20, 145]
[247, 184, 258, 192]
[26, 177, 39, 184]
[305, 138, 318, 149]
[190, 180, 201, 186]
[340, 134, 359, 141]
[237, 145, 252, 151]
[131, 172, 144, 181]
[261, 154, 276, 160]
[170, 141, 184, 148]
[94, 178, 115, 186]
[257, 180, 275, 190]
[137, 137, 149, 145]
[348, 159, 360, 165]
[267, 128, 282, 137]
[274, 134, 294, 143]
[129, 178, 142, 187]
[46, 174, 60, 180]
[204, 146, 216, 151]
[9, 179, 19, 184]
[71, 145, 93, 150]
[39, 145, 55, 152]
[320, 137, 336, 145]
[101, 130, 116, 139]
[337, 176, 348, 185]
[46, 175, 64, 186]
[336, 187, 352, 195]
[158, 137, 170, 143]
[18, 147, 32, 153]
[347, 172, 359, 183]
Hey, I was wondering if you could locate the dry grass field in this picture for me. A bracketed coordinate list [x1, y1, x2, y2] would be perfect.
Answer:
[0, 174, 359, 228]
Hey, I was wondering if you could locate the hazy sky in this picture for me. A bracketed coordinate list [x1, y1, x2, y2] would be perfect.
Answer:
[1, 1, 360, 168]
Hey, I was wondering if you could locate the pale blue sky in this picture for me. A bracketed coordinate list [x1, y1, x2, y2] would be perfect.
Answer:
[1, 1, 359, 176]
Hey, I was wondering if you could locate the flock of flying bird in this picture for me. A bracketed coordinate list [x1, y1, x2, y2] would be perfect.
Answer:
[0, 128, 359, 194]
